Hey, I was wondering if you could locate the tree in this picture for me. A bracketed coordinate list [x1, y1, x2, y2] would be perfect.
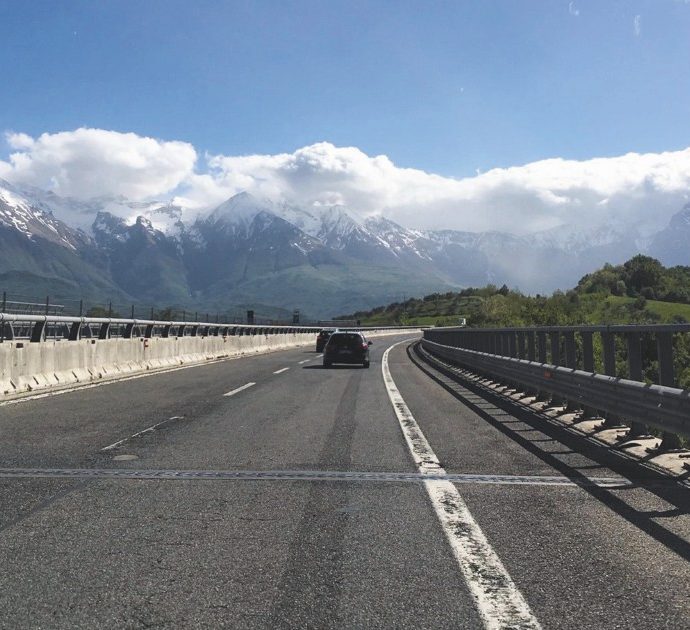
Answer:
[623, 255, 663, 295]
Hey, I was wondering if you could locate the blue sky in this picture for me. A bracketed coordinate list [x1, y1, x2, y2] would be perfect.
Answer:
[2, 0, 689, 177]
[1, 1, 690, 236]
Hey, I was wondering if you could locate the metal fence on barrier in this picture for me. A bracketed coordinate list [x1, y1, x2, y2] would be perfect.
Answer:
[0, 290, 305, 326]
[423, 325, 690, 450]
[0, 313, 420, 344]
[0, 313, 321, 343]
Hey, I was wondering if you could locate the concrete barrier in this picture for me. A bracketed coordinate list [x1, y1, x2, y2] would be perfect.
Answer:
[0, 328, 419, 401]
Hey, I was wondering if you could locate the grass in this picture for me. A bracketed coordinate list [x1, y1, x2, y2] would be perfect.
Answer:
[353, 293, 690, 327]
[607, 295, 690, 321]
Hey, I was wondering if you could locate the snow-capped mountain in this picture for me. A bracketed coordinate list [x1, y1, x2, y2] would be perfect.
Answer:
[0, 179, 88, 251]
[1, 182, 689, 316]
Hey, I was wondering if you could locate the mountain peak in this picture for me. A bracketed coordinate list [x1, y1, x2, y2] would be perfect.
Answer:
[208, 192, 274, 224]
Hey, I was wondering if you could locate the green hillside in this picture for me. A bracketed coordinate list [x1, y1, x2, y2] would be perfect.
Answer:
[342, 256, 690, 328]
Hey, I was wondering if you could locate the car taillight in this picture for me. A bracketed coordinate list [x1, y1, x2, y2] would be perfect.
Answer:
[361, 343, 368, 349]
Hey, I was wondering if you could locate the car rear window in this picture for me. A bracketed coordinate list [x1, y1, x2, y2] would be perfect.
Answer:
[329, 333, 363, 347]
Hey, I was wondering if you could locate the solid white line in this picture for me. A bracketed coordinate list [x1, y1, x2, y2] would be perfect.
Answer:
[382, 340, 541, 630]
[273, 367, 290, 374]
[101, 416, 184, 452]
[223, 382, 256, 397]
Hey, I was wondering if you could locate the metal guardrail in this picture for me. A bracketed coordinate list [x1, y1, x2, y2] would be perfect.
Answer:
[0, 313, 419, 343]
[423, 325, 690, 449]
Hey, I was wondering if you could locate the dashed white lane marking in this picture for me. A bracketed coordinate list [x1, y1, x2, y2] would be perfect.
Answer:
[101, 416, 185, 451]
[273, 367, 290, 374]
[298, 359, 310, 364]
[382, 340, 541, 630]
[223, 382, 256, 397]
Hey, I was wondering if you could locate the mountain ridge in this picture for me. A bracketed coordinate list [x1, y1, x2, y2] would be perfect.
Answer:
[0, 181, 688, 317]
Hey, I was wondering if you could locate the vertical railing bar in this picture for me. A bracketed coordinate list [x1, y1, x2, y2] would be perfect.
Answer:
[656, 332, 682, 450]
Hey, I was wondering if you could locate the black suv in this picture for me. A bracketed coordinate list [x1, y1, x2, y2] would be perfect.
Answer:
[323, 331, 372, 368]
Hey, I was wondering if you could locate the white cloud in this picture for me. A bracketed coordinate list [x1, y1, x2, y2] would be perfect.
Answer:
[196, 142, 690, 235]
[568, 2, 580, 17]
[0, 128, 197, 199]
[2, 128, 690, 237]
[634, 14, 641, 36]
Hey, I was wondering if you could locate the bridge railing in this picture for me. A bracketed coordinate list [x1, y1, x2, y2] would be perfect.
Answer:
[0, 313, 418, 343]
[422, 325, 690, 450]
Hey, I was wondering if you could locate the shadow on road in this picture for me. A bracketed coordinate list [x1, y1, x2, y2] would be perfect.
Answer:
[408, 342, 690, 563]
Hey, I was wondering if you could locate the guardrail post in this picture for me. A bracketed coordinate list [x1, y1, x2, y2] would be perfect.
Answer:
[517, 332, 526, 359]
[537, 332, 547, 363]
[582, 332, 594, 372]
[508, 332, 517, 358]
[531, 331, 550, 401]
[1, 321, 13, 341]
[601, 332, 624, 427]
[625, 332, 650, 438]
[123, 323, 135, 339]
[98, 322, 110, 340]
[144, 324, 154, 338]
[580, 331, 599, 418]
[564, 332, 576, 369]
[30, 321, 46, 343]
[549, 332, 560, 366]
[68, 321, 82, 341]
[563, 331, 579, 412]
[162, 325, 172, 338]
[548, 331, 566, 407]
[493, 333, 501, 356]
[656, 332, 682, 450]
[526, 331, 535, 362]
[487, 331, 494, 356]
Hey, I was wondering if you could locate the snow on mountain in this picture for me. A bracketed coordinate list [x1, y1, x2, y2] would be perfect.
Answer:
[7, 182, 189, 238]
[2, 179, 690, 313]
[207, 191, 267, 228]
[364, 215, 431, 260]
[0, 178, 86, 250]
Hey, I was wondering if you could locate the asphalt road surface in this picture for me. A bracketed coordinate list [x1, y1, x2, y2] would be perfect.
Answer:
[0, 334, 688, 628]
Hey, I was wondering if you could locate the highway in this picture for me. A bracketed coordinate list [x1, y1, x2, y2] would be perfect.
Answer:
[0, 333, 689, 628]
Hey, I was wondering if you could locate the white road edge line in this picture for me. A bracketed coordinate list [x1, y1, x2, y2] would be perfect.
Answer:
[382, 339, 541, 630]
[223, 382, 256, 397]
[273, 367, 290, 374]
[101, 416, 185, 452]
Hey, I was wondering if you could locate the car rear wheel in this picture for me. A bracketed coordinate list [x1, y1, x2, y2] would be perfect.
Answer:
[363, 360, 370, 368]
[324, 360, 332, 368]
